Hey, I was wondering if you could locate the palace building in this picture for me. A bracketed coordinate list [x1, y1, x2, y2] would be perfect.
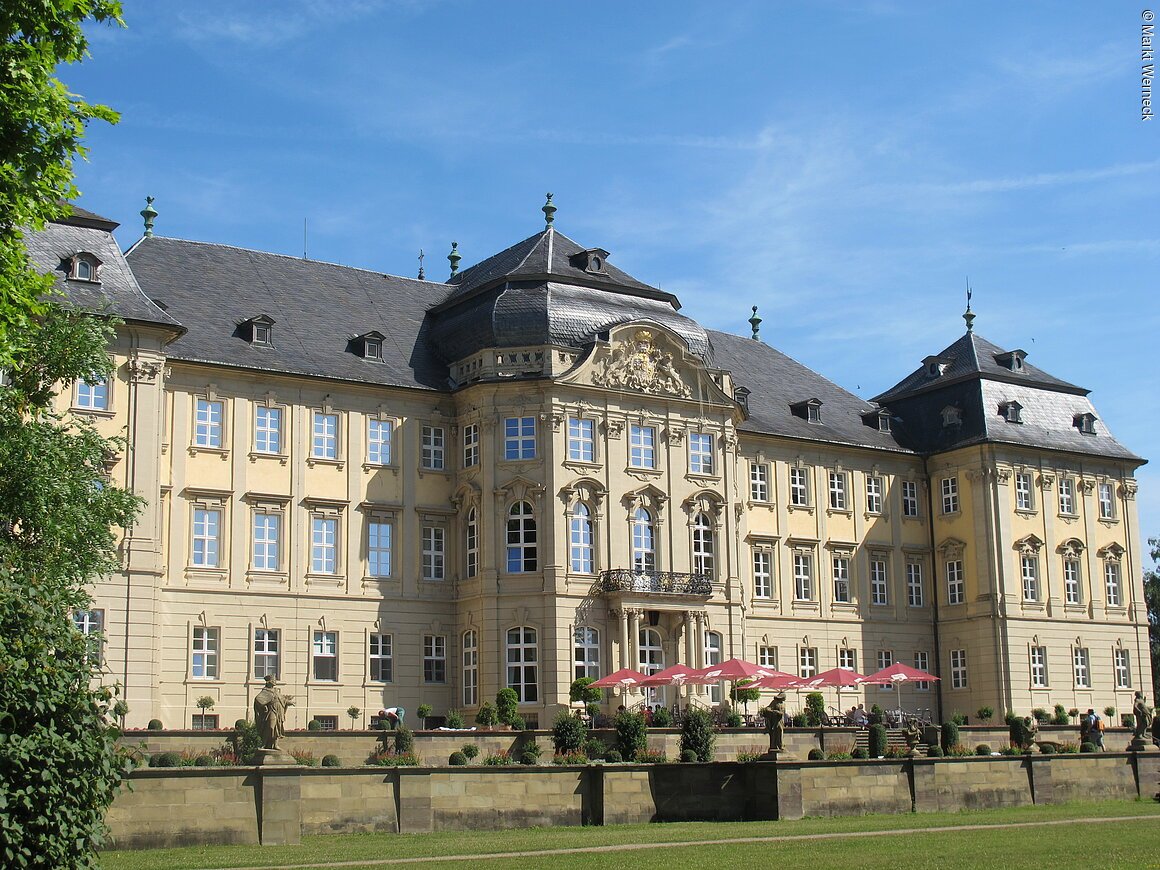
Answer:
[34, 199, 1150, 730]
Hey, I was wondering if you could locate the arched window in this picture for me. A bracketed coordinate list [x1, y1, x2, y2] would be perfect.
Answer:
[506, 501, 537, 573]
[692, 512, 714, 577]
[466, 507, 478, 578]
[506, 626, 538, 702]
[570, 502, 594, 574]
[632, 507, 655, 573]
[574, 626, 600, 680]
[462, 629, 478, 707]
[639, 627, 665, 707]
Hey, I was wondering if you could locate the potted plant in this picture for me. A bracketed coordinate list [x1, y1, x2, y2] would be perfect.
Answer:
[416, 704, 432, 729]
[976, 705, 994, 724]
[347, 705, 361, 729]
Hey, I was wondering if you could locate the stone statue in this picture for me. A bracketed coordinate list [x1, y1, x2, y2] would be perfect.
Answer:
[1132, 691, 1151, 740]
[761, 692, 786, 753]
[253, 675, 294, 751]
[903, 720, 922, 750]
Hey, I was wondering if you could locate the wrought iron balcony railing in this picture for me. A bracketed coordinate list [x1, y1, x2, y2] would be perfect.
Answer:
[599, 569, 713, 597]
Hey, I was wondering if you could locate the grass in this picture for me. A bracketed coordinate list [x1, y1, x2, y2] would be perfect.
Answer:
[100, 801, 1160, 869]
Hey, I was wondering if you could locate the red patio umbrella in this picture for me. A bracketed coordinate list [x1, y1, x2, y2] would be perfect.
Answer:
[810, 667, 868, 687]
[639, 664, 715, 687]
[695, 657, 782, 682]
[749, 672, 804, 690]
[862, 662, 940, 685]
[589, 668, 648, 688]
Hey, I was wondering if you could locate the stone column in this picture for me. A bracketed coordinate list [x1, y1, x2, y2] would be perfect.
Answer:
[619, 608, 630, 670]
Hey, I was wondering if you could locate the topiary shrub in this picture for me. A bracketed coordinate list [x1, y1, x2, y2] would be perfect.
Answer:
[519, 741, 543, 766]
[605, 749, 623, 763]
[495, 689, 519, 726]
[445, 709, 465, 729]
[791, 713, 808, 727]
[726, 711, 742, 728]
[927, 745, 945, 758]
[553, 710, 586, 754]
[651, 706, 672, 727]
[147, 718, 164, 731]
[868, 704, 884, 726]
[679, 707, 717, 763]
[448, 750, 468, 766]
[730, 679, 761, 715]
[150, 751, 180, 768]
[394, 726, 415, 755]
[229, 719, 261, 765]
[680, 749, 699, 763]
[1080, 741, 1097, 753]
[851, 747, 869, 759]
[975, 744, 992, 756]
[322, 754, 341, 767]
[1038, 742, 1056, 754]
[475, 702, 498, 727]
[570, 677, 602, 707]
[509, 716, 527, 732]
[804, 693, 826, 727]
[462, 743, 479, 759]
[582, 737, 605, 760]
[307, 719, 321, 731]
[807, 748, 824, 760]
[615, 710, 648, 762]
[1052, 704, 1069, 726]
[940, 722, 960, 753]
[193, 754, 213, 766]
[950, 711, 968, 726]
[1031, 707, 1050, 724]
[869, 723, 888, 757]
[976, 706, 994, 723]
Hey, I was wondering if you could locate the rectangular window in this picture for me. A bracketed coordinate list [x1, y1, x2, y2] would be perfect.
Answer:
[913, 652, 930, 690]
[255, 406, 281, 454]
[462, 631, 478, 707]
[466, 510, 478, 578]
[192, 626, 219, 679]
[1063, 558, 1081, 604]
[906, 562, 924, 607]
[369, 633, 392, 682]
[367, 418, 392, 465]
[506, 626, 539, 703]
[950, 648, 968, 689]
[1113, 648, 1131, 689]
[191, 714, 219, 731]
[570, 506, 594, 574]
[75, 377, 109, 411]
[790, 467, 809, 506]
[192, 508, 221, 568]
[1030, 646, 1047, 688]
[311, 517, 337, 574]
[567, 417, 595, 463]
[753, 549, 772, 599]
[312, 630, 338, 682]
[1073, 647, 1090, 688]
[1098, 482, 1115, 519]
[941, 476, 959, 514]
[1015, 472, 1033, 511]
[312, 411, 338, 459]
[421, 425, 445, 470]
[865, 476, 883, 514]
[1104, 562, 1122, 606]
[838, 648, 857, 672]
[758, 646, 778, 669]
[828, 471, 847, 510]
[946, 559, 964, 605]
[313, 715, 338, 732]
[1021, 555, 1039, 602]
[750, 463, 769, 501]
[252, 513, 280, 571]
[793, 552, 814, 601]
[1058, 477, 1075, 515]
[877, 651, 894, 690]
[73, 609, 104, 665]
[253, 628, 279, 679]
[504, 416, 536, 460]
[629, 425, 656, 469]
[463, 422, 479, 468]
[832, 556, 850, 603]
[689, 432, 714, 474]
[870, 558, 888, 605]
[422, 526, 445, 581]
[574, 627, 600, 681]
[423, 634, 447, 683]
[368, 519, 392, 578]
[195, 398, 223, 448]
[799, 646, 818, 678]
[901, 480, 919, 517]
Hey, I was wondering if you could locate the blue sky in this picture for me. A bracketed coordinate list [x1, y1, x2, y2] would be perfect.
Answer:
[67, 1, 1158, 561]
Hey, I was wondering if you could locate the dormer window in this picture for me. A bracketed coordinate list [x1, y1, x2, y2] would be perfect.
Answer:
[877, 413, 891, 432]
[922, 355, 951, 378]
[69, 253, 101, 283]
[941, 405, 962, 427]
[733, 386, 750, 414]
[790, 398, 823, 424]
[357, 331, 386, 362]
[568, 248, 610, 274]
[1000, 400, 1023, 424]
[1074, 412, 1097, 435]
[242, 314, 275, 347]
[862, 409, 892, 432]
[995, 349, 1027, 372]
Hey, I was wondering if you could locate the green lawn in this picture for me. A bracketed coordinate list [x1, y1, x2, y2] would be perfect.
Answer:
[101, 800, 1160, 870]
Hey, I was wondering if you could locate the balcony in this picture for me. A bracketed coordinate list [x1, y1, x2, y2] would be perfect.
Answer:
[599, 569, 713, 599]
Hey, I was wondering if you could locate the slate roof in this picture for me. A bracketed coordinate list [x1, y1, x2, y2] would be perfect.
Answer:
[125, 237, 448, 391]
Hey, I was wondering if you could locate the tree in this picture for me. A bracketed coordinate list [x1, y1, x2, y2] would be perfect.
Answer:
[0, 305, 142, 868]
[0, 1, 123, 367]
[1145, 537, 1159, 701]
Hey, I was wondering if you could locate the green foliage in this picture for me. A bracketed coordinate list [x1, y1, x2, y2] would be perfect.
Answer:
[307, 719, 321, 731]
[1068, 708, 1080, 719]
[1051, 704, 1069, 726]
[1103, 706, 1116, 718]
[582, 736, 605, 760]
[291, 750, 318, 767]
[367, 750, 420, 767]
[347, 706, 361, 726]
[735, 748, 764, 762]
[650, 706, 672, 727]
[229, 719, 261, 765]
[149, 751, 180, 768]
[495, 689, 519, 726]
[518, 742, 542, 765]
[1038, 742, 1056, 754]
[1003, 710, 1019, 726]
[1122, 714, 1134, 729]
[509, 715, 527, 732]
[868, 724, 888, 757]
[147, 719, 163, 730]
[461, 743, 479, 760]
[1080, 741, 1097, 753]
[321, 754, 341, 767]
[1031, 707, 1049, 723]
[804, 692, 826, 727]
[604, 749, 623, 763]
[726, 711, 742, 728]
[950, 711, 968, 726]
[791, 713, 808, 727]
[940, 722, 960, 753]
[445, 709, 465, 729]
[826, 749, 853, 760]
[394, 726, 414, 755]
[730, 679, 761, 707]
[1145, 538, 1160, 701]
[196, 696, 215, 712]
[636, 748, 668, 764]
[851, 747, 869, 759]
[448, 751, 468, 766]
[416, 703, 432, 721]
[552, 710, 586, 754]
[483, 751, 514, 766]
[569, 677, 601, 705]
[614, 710, 648, 761]
[679, 707, 717, 763]
[475, 702, 498, 727]
[975, 744, 992, 756]
[680, 748, 699, 763]
[926, 745, 944, 758]
[976, 706, 994, 723]
[868, 704, 884, 726]
[807, 748, 824, 760]
[552, 751, 589, 765]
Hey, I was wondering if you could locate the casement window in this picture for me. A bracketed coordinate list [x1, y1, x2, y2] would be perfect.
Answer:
[901, 480, 919, 517]
[704, 631, 723, 702]
[195, 398, 224, 448]
[753, 549, 773, 599]
[906, 562, 924, 608]
[1030, 646, 1047, 688]
[790, 467, 810, 506]
[252, 513, 281, 571]
[421, 526, 445, 581]
[75, 377, 109, 411]
[865, 476, 883, 513]
[73, 610, 104, 665]
[253, 628, 279, 679]
[799, 647, 818, 679]
[838, 648, 857, 672]
[421, 425, 445, 470]
[367, 418, 393, 465]
[369, 633, 392, 682]
[1015, 472, 1034, 511]
[691, 512, 715, 577]
[569, 503, 594, 573]
[254, 406, 282, 454]
[950, 649, 968, 689]
[506, 627, 539, 702]
[828, 471, 847, 510]
[758, 646, 778, 669]
[192, 626, 219, 679]
[793, 552, 814, 601]
[1098, 482, 1116, 519]
[1073, 647, 1090, 688]
[1021, 555, 1040, 602]
[574, 626, 600, 681]
[913, 652, 930, 690]
[832, 555, 851, 603]
[629, 425, 656, 469]
[461, 630, 478, 706]
[465, 508, 478, 578]
[312, 630, 338, 681]
[689, 432, 714, 474]
[1058, 477, 1075, 515]
[1063, 557, 1081, 605]
[310, 516, 338, 574]
[940, 476, 959, 514]
[311, 411, 338, 459]
[631, 508, 656, 572]
[504, 416, 536, 461]
[367, 518, 392, 578]
[946, 559, 965, 605]
[192, 508, 221, 568]
[750, 462, 769, 501]
[568, 417, 595, 463]
[191, 713, 219, 730]
[505, 501, 537, 573]
[1104, 561, 1122, 606]
[462, 422, 479, 467]
[1113, 648, 1131, 689]
[870, 558, 889, 605]
[877, 651, 894, 689]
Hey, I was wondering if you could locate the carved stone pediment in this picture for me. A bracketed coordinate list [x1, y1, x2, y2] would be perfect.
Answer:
[938, 537, 966, 559]
[1014, 534, 1044, 555]
[592, 329, 691, 398]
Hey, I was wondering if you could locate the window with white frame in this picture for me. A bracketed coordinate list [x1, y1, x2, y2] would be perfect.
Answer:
[574, 626, 600, 681]
[629, 424, 656, 469]
[870, 558, 889, 605]
[311, 516, 338, 574]
[1063, 557, 1081, 605]
[790, 466, 809, 506]
[465, 508, 478, 578]
[750, 462, 769, 501]
[421, 425, 445, 470]
[254, 405, 281, 454]
[1058, 477, 1075, 515]
[423, 634, 447, 683]
[632, 508, 656, 573]
[828, 471, 847, 510]
[252, 512, 281, 571]
[421, 525, 445, 581]
[793, 552, 814, 601]
[692, 512, 715, 577]
[689, 433, 714, 474]
[73, 609, 104, 665]
[367, 517, 392, 578]
[913, 652, 930, 690]
[191, 712, 219, 730]
[1030, 646, 1047, 688]
[568, 417, 595, 463]
[195, 398, 223, 448]
[1104, 561, 1122, 606]
[1021, 555, 1039, 602]
[704, 631, 722, 702]
[753, 549, 772, 599]
[369, 633, 392, 682]
[799, 646, 818, 679]
[253, 628, 279, 679]
[312, 630, 337, 681]
[940, 476, 959, 514]
[838, 648, 857, 672]
[950, 648, 968, 689]
[367, 418, 392, 465]
[462, 630, 478, 706]
[901, 480, 919, 517]
[1113, 648, 1131, 688]
[758, 646, 778, 669]
[463, 422, 479, 468]
[1073, 647, 1090, 688]
[570, 503, 594, 573]
[865, 476, 883, 513]
[1015, 472, 1033, 511]
[192, 626, 219, 679]
[832, 555, 851, 603]
[312, 411, 338, 459]
[192, 508, 221, 568]
[75, 377, 109, 411]
[506, 627, 538, 702]
[506, 501, 537, 572]
[1098, 482, 1116, 519]
[504, 416, 536, 460]
[877, 650, 894, 689]
[946, 559, 965, 605]
[906, 562, 924, 607]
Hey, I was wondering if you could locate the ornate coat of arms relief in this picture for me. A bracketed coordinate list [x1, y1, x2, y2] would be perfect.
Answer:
[593, 330, 691, 397]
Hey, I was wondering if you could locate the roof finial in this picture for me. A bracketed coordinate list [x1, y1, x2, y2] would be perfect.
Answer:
[963, 278, 975, 333]
[417, 249, 425, 281]
[748, 305, 762, 340]
[542, 192, 556, 229]
[140, 196, 157, 238]
[447, 241, 461, 277]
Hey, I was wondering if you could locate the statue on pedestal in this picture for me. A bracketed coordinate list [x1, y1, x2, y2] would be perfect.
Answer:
[1132, 691, 1151, 740]
[253, 675, 294, 751]
[761, 692, 786, 753]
